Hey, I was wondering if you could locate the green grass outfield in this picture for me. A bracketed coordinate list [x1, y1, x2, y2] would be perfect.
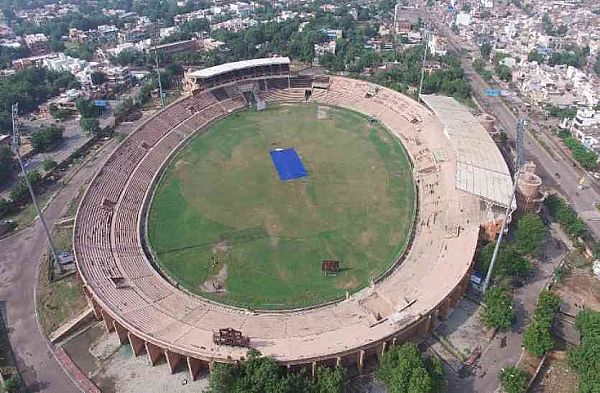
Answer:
[147, 104, 415, 309]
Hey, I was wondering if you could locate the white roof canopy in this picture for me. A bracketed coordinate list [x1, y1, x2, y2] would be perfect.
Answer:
[420, 94, 514, 208]
[188, 57, 291, 79]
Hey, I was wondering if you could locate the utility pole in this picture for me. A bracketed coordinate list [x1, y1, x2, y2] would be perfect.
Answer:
[418, 22, 429, 103]
[482, 117, 526, 294]
[10, 103, 62, 274]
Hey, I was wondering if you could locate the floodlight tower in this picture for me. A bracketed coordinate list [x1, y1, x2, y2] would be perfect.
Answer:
[418, 22, 430, 103]
[10, 103, 62, 273]
[481, 117, 526, 294]
[153, 39, 165, 107]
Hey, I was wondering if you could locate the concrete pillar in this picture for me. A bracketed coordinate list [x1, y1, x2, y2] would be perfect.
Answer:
[311, 361, 317, 378]
[381, 341, 387, 357]
[165, 350, 182, 374]
[101, 309, 115, 333]
[145, 342, 164, 366]
[128, 332, 145, 356]
[187, 357, 204, 381]
[90, 297, 102, 320]
[335, 357, 342, 368]
[357, 350, 365, 372]
[113, 321, 129, 345]
[391, 337, 397, 346]
[208, 361, 215, 373]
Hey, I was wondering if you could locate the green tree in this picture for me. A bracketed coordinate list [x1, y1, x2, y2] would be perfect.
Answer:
[568, 310, 600, 393]
[473, 58, 485, 72]
[10, 169, 42, 203]
[523, 319, 554, 357]
[495, 64, 512, 82]
[480, 43, 492, 60]
[376, 342, 446, 393]
[527, 49, 545, 63]
[80, 117, 101, 136]
[42, 159, 57, 172]
[2, 374, 21, 393]
[0, 145, 13, 186]
[514, 213, 546, 257]
[477, 243, 532, 279]
[499, 366, 529, 393]
[0, 197, 11, 218]
[482, 286, 514, 329]
[207, 350, 344, 393]
[30, 126, 64, 152]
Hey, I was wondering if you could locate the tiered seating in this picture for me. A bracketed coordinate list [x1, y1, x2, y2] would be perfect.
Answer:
[266, 78, 289, 90]
[259, 88, 305, 103]
[211, 87, 230, 101]
[289, 75, 312, 89]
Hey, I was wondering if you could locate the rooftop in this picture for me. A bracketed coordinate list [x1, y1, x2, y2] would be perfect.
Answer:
[420, 95, 514, 208]
[187, 57, 290, 79]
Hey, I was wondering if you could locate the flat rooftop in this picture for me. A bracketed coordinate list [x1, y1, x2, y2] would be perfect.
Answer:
[420, 94, 513, 208]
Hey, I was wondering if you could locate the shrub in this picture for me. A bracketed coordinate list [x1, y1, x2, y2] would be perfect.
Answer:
[499, 366, 529, 393]
[42, 159, 57, 172]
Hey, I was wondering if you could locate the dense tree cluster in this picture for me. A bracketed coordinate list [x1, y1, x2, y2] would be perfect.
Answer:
[207, 350, 344, 393]
[544, 195, 588, 239]
[372, 48, 471, 101]
[30, 125, 64, 152]
[547, 45, 589, 69]
[482, 285, 514, 329]
[0, 68, 79, 132]
[522, 290, 560, 357]
[477, 242, 533, 281]
[0, 45, 30, 69]
[561, 135, 598, 170]
[376, 342, 446, 393]
[569, 310, 600, 393]
[545, 104, 577, 119]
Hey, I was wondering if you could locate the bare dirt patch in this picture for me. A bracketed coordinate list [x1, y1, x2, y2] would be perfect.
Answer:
[336, 275, 359, 290]
[531, 352, 579, 393]
[317, 106, 329, 119]
[201, 263, 228, 293]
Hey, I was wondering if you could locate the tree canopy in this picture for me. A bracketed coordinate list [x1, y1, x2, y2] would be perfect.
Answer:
[0, 146, 13, 187]
[568, 310, 600, 393]
[499, 366, 529, 393]
[514, 213, 546, 257]
[376, 342, 446, 393]
[482, 286, 514, 329]
[30, 125, 64, 152]
[207, 350, 344, 393]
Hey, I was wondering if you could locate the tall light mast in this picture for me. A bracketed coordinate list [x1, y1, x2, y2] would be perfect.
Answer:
[11, 103, 62, 273]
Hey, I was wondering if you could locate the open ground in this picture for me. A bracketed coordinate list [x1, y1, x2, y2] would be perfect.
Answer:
[148, 104, 415, 309]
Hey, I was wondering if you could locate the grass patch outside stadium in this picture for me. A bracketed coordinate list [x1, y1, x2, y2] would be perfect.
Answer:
[147, 104, 415, 309]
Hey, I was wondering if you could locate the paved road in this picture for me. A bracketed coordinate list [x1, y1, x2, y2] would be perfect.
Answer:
[0, 140, 118, 392]
[429, 18, 600, 238]
[447, 224, 569, 392]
